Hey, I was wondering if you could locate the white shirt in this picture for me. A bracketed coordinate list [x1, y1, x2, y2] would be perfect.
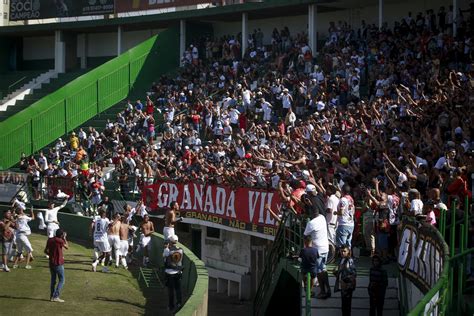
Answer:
[260, 102, 273, 121]
[434, 156, 452, 169]
[326, 194, 339, 225]
[44, 199, 67, 225]
[16, 215, 32, 235]
[229, 109, 240, 124]
[236, 146, 245, 159]
[271, 174, 280, 189]
[337, 195, 355, 226]
[192, 46, 198, 59]
[93, 216, 110, 241]
[410, 199, 424, 216]
[387, 194, 400, 225]
[38, 156, 48, 170]
[282, 93, 292, 109]
[304, 215, 329, 254]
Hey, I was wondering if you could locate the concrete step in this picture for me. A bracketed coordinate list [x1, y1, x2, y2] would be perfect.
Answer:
[306, 308, 400, 316]
[317, 276, 398, 288]
[302, 287, 398, 300]
[303, 295, 399, 310]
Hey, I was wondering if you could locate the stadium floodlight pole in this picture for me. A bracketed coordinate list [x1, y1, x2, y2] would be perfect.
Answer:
[378, 0, 383, 30]
[180, 20, 186, 66]
[242, 12, 248, 57]
[308, 4, 317, 55]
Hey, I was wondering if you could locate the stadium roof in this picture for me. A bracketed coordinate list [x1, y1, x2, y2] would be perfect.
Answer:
[0, 0, 338, 36]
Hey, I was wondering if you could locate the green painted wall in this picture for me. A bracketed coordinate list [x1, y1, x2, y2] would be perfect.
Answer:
[0, 26, 179, 170]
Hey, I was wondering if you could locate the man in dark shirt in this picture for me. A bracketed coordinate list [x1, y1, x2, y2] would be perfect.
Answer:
[368, 255, 388, 316]
[44, 229, 69, 302]
[299, 235, 319, 297]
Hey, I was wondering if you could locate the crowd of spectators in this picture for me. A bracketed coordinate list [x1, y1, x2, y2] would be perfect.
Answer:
[14, 6, 474, 269]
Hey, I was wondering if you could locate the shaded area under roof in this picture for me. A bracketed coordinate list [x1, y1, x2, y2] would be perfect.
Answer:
[0, 0, 340, 36]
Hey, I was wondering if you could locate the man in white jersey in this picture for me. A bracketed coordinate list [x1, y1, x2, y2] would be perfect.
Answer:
[336, 184, 355, 248]
[325, 185, 339, 242]
[303, 201, 331, 299]
[90, 209, 111, 272]
[43, 198, 69, 239]
[12, 204, 35, 269]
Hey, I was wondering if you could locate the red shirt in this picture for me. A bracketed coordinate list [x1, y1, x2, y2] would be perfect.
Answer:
[146, 101, 154, 115]
[47, 237, 65, 267]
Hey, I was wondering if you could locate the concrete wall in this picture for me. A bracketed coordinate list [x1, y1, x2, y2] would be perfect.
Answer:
[23, 36, 55, 60]
[202, 227, 251, 274]
[21, 29, 162, 66]
[201, 226, 255, 300]
[211, 0, 470, 42]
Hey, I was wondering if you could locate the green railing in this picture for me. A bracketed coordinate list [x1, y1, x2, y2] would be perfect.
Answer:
[408, 196, 472, 315]
[0, 26, 179, 170]
[253, 211, 289, 316]
[253, 210, 309, 315]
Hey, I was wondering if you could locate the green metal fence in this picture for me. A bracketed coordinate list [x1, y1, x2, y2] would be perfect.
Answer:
[0, 26, 179, 170]
[408, 196, 472, 316]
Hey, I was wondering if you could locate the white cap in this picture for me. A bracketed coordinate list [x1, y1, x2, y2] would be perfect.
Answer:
[391, 136, 400, 142]
[305, 184, 316, 193]
[169, 235, 179, 243]
[455, 127, 462, 134]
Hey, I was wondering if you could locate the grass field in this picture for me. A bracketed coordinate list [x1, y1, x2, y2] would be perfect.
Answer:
[0, 233, 168, 316]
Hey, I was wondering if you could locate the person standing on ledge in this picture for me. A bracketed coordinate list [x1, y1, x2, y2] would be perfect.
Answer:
[164, 201, 183, 242]
[163, 234, 183, 312]
[139, 214, 154, 267]
[45, 229, 69, 302]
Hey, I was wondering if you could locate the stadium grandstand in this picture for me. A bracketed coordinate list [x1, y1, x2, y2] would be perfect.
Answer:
[0, 0, 473, 315]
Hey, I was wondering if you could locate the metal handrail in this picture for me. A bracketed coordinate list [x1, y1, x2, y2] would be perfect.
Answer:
[253, 211, 288, 316]
[7, 76, 28, 95]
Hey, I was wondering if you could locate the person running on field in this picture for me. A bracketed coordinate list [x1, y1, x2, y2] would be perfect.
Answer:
[90, 209, 112, 272]
[12, 205, 35, 269]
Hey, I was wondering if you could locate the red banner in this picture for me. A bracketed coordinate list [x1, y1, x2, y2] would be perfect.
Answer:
[115, 0, 211, 13]
[142, 180, 281, 237]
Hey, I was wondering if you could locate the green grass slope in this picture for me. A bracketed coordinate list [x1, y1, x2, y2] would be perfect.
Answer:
[0, 233, 150, 316]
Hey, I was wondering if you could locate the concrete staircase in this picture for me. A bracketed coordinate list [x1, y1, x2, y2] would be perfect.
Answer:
[0, 70, 54, 108]
[302, 274, 400, 316]
[0, 69, 88, 121]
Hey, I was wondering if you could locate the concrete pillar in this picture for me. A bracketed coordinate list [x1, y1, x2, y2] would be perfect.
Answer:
[180, 19, 186, 66]
[54, 30, 65, 73]
[117, 26, 123, 56]
[308, 4, 317, 55]
[242, 12, 248, 57]
[378, 0, 383, 30]
[453, 0, 458, 37]
[79, 33, 88, 69]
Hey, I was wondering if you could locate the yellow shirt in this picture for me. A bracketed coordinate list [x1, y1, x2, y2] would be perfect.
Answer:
[70, 136, 79, 150]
